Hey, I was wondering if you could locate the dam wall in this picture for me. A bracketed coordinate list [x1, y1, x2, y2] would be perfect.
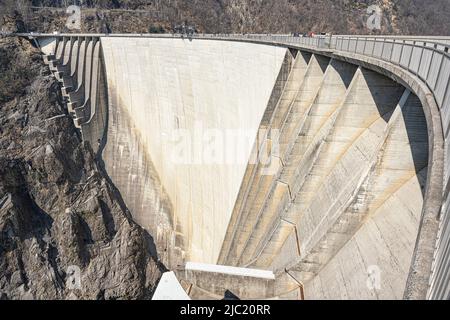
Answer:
[217, 50, 429, 299]
[100, 37, 287, 264]
[33, 33, 449, 299]
[303, 90, 428, 299]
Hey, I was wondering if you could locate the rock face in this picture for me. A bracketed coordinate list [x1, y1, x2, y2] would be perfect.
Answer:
[0, 35, 163, 300]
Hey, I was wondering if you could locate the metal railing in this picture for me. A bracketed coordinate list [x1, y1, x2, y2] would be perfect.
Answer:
[332, 36, 449, 116]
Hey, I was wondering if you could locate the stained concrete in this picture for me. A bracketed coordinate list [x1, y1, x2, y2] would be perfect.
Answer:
[219, 54, 429, 300]
[100, 37, 287, 264]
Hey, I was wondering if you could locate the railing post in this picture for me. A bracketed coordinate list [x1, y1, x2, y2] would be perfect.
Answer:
[371, 38, 376, 57]
[389, 39, 395, 63]
[399, 40, 405, 66]
[426, 44, 437, 83]
[407, 41, 415, 72]
[417, 42, 425, 79]
[433, 49, 445, 92]
[380, 37, 386, 59]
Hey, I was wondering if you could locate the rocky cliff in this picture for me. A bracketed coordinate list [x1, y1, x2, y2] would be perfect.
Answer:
[0, 30, 164, 300]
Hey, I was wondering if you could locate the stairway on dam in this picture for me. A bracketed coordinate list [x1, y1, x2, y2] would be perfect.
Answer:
[33, 34, 447, 300]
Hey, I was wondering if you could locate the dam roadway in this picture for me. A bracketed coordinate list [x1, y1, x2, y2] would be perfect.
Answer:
[14, 32, 450, 300]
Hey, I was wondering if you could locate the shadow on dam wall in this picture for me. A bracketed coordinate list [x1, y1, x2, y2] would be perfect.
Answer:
[44, 35, 433, 299]
[98, 37, 289, 265]
[101, 88, 183, 269]
[213, 51, 430, 299]
[81, 50, 171, 273]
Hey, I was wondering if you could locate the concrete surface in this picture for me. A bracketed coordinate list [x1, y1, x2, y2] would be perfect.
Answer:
[152, 271, 191, 300]
[185, 262, 275, 279]
[100, 37, 287, 264]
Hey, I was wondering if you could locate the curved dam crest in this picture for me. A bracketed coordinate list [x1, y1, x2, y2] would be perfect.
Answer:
[101, 37, 287, 264]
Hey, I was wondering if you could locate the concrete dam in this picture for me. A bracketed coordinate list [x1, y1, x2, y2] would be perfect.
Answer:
[27, 33, 450, 299]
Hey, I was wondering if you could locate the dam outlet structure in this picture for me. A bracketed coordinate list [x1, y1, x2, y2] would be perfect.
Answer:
[20, 33, 450, 300]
